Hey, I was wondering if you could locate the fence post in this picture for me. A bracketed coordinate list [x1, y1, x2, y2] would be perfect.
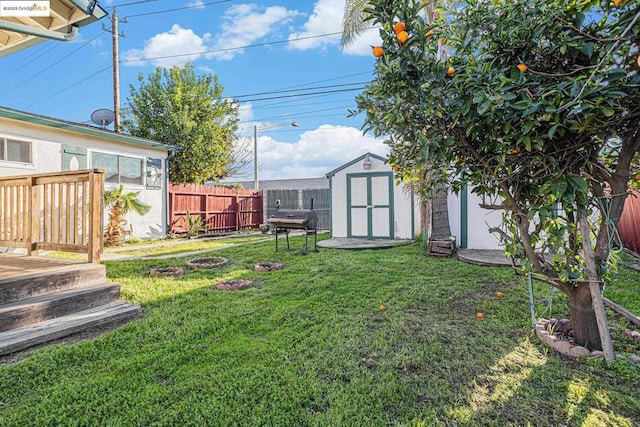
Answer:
[28, 177, 38, 255]
[87, 170, 104, 264]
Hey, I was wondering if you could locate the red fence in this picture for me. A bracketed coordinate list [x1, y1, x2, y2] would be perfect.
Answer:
[169, 183, 263, 235]
[618, 190, 640, 253]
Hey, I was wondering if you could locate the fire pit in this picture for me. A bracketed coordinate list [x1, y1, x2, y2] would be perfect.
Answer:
[149, 267, 184, 277]
[254, 262, 283, 272]
[187, 256, 229, 270]
[214, 279, 253, 291]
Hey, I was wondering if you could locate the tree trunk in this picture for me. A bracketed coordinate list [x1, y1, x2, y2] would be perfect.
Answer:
[567, 284, 602, 350]
[430, 186, 451, 240]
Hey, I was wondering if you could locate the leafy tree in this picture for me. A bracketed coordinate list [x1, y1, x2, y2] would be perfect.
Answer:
[343, 0, 455, 247]
[357, 0, 640, 353]
[103, 185, 151, 246]
[123, 63, 239, 184]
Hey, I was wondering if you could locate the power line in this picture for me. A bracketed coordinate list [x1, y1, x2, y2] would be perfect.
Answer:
[22, 66, 112, 109]
[124, 0, 233, 18]
[119, 31, 343, 64]
[230, 82, 369, 99]
[0, 32, 107, 97]
[237, 86, 366, 103]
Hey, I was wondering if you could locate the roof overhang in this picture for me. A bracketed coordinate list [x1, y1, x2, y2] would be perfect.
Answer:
[0, 0, 108, 57]
[0, 106, 181, 152]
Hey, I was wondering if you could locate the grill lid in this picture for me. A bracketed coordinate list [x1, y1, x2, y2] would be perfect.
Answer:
[269, 210, 318, 229]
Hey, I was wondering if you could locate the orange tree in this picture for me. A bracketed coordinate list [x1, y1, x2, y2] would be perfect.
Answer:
[356, 0, 640, 351]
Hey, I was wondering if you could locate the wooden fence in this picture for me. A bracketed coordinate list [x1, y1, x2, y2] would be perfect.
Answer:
[618, 190, 640, 253]
[0, 169, 104, 263]
[169, 183, 263, 235]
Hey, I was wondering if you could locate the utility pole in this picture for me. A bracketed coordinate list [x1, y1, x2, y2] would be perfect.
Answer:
[112, 10, 120, 132]
[104, 9, 125, 132]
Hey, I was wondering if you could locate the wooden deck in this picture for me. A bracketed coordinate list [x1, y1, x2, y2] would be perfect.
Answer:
[0, 253, 85, 280]
[0, 253, 141, 355]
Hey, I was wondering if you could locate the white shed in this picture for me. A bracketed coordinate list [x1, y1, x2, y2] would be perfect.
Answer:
[326, 153, 420, 240]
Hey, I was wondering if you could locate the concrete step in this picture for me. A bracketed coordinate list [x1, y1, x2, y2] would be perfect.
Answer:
[0, 263, 107, 304]
[0, 301, 141, 356]
[0, 283, 120, 332]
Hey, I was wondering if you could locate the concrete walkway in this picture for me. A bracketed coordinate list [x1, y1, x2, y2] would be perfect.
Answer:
[101, 234, 273, 261]
[456, 249, 515, 267]
[317, 238, 413, 250]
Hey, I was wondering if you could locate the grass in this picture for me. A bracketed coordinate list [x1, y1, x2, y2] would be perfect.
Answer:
[106, 234, 270, 257]
[1, 237, 639, 426]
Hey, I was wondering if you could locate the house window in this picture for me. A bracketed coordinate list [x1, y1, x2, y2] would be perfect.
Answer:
[92, 152, 144, 185]
[0, 137, 32, 163]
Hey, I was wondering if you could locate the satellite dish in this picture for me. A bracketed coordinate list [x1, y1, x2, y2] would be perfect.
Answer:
[91, 109, 115, 129]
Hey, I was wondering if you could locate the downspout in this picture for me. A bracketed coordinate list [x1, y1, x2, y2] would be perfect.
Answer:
[0, 21, 79, 41]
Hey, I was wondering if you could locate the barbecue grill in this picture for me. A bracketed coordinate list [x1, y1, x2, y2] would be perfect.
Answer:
[268, 209, 318, 254]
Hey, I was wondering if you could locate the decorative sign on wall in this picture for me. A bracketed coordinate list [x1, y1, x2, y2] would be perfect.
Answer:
[146, 158, 162, 189]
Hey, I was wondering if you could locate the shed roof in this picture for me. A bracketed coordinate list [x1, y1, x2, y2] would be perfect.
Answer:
[325, 152, 388, 178]
[0, 106, 180, 152]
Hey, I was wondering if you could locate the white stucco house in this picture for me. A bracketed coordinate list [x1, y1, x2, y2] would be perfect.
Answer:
[326, 152, 504, 249]
[0, 106, 177, 240]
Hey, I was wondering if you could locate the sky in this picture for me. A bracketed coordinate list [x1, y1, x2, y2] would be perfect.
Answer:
[0, 0, 391, 182]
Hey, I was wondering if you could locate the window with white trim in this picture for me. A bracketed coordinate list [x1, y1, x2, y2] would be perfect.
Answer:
[91, 152, 144, 185]
[0, 137, 32, 164]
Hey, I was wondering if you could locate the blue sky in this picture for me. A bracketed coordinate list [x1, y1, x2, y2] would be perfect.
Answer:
[0, 0, 391, 181]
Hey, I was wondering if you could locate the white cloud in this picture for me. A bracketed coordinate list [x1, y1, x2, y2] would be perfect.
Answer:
[122, 24, 211, 68]
[211, 4, 302, 60]
[186, 0, 205, 7]
[286, 0, 381, 55]
[287, 0, 343, 50]
[256, 125, 388, 180]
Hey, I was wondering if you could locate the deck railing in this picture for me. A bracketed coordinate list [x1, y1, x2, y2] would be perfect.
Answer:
[0, 169, 104, 263]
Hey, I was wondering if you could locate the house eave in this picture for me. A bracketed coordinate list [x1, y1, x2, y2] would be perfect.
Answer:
[0, 106, 181, 152]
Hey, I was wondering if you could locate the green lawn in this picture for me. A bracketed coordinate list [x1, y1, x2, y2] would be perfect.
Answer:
[1, 238, 639, 426]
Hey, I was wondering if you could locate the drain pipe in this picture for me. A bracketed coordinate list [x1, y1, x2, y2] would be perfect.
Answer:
[0, 21, 79, 41]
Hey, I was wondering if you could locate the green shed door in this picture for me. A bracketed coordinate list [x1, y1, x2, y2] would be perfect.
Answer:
[347, 172, 394, 238]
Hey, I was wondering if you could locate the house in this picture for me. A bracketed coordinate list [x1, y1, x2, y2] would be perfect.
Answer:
[0, 106, 177, 241]
[326, 153, 420, 240]
[326, 152, 504, 248]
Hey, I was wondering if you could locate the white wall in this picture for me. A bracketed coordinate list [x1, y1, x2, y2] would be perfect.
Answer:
[448, 188, 504, 250]
[0, 119, 169, 240]
[329, 155, 419, 240]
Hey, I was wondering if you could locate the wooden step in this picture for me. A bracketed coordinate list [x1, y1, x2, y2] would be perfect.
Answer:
[0, 263, 107, 304]
[0, 301, 141, 356]
[0, 283, 120, 332]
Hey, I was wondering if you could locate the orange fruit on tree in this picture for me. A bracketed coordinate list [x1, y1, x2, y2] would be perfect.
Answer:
[426, 29, 434, 40]
[447, 66, 455, 76]
[517, 63, 528, 72]
[394, 22, 406, 34]
[614, 0, 626, 6]
[372, 46, 384, 58]
[511, 146, 521, 155]
[496, 292, 504, 298]
[397, 31, 409, 44]
[392, 165, 399, 172]
[476, 312, 484, 319]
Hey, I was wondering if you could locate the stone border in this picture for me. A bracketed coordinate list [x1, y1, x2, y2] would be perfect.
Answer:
[535, 318, 593, 359]
[254, 262, 283, 272]
[214, 279, 253, 291]
[536, 318, 640, 363]
[149, 267, 184, 277]
[187, 256, 229, 270]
